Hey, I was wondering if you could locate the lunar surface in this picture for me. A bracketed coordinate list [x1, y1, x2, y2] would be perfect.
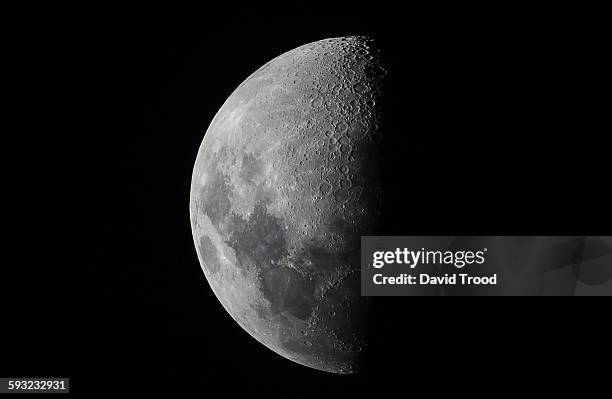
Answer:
[190, 36, 386, 373]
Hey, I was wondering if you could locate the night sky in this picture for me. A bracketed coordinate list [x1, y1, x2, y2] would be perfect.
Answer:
[5, 12, 607, 395]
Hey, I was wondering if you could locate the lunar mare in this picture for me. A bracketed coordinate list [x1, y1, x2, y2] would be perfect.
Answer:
[190, 37, 385, 373]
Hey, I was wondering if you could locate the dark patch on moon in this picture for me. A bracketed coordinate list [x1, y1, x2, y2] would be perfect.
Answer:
[200, 169, 232, 228]
[301, 242, 340, 272]
[227, 203, 288, 272]
[198, 235, 220, 273]
[240, 153, 264, 183]
[261, 266, 316, 320]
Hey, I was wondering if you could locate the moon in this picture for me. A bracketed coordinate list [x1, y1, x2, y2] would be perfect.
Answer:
[190, 36, 385, 373]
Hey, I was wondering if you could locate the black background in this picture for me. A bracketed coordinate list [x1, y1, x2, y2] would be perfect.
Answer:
[4, 12, 609, 396]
